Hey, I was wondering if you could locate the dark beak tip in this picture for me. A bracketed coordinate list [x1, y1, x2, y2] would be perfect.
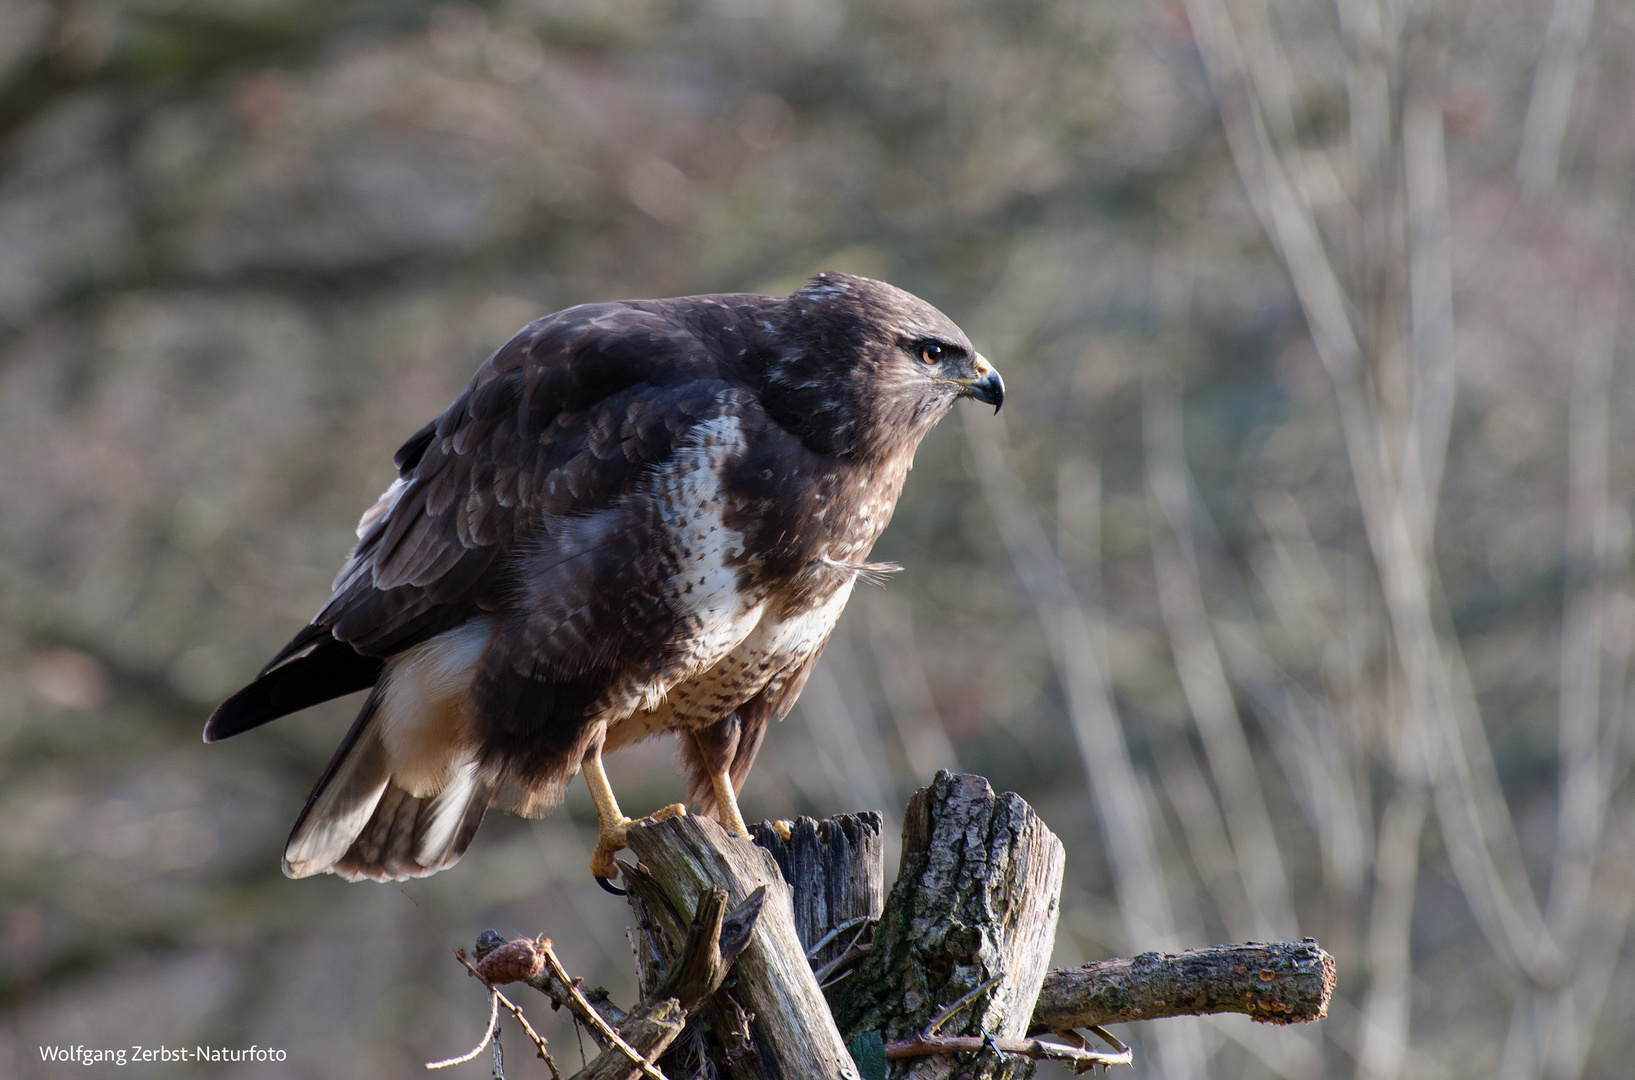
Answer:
[967, 370, 1004, 413]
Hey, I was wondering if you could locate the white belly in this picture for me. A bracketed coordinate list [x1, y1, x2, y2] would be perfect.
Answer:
[604, 576, 855, 752]
[593, 413, 767, 721]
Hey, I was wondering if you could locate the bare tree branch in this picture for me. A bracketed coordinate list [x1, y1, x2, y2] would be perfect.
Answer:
[1031, 941, 1336, 1031]
[1143, 288, 1298, 941]
[1189, 0, 1556, 994]
[1517, 0, 1597, 195]
[470, 888, 767, 1080]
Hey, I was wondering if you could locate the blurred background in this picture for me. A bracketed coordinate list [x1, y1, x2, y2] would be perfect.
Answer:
[1, 0, 1632, 1077]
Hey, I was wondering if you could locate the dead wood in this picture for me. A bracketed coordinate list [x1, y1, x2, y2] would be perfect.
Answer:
[827, 772, 1067, 1079]
[473, 929, 627, 1046]
[569, 886, 765, 1080]
[621, 812, 858, 1080]
[471, 887, 765, 1080]
[1029, 940, 1336, 1032]
[749, 812, 885, 970]
[453, 775, 1334, 1080]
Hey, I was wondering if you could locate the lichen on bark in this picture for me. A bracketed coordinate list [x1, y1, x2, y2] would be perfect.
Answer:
[828, 772, 1065, 1079]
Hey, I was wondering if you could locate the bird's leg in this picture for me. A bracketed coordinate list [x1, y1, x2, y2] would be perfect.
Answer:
[709, 768, 750, 837]
[582, 751, 685, 883]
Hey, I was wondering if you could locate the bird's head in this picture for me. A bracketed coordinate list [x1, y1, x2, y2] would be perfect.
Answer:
[755, 273, 1003, 457]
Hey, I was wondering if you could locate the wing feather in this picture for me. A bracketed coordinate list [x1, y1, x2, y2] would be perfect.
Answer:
[305, 299, 757, 661]
[393, 420, 437, 472]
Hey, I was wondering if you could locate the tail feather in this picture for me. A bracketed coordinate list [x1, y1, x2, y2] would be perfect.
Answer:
[330, 765, 490, 881]
[283, 690, 392, 877]
[282, 689, 490, 882]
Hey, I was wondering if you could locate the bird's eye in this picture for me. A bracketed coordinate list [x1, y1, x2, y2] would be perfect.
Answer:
[919, 343, 944, 365]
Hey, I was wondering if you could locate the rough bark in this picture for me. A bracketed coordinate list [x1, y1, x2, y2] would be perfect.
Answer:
[1029, 940, 1336, 1032]
[750, 812, 885, 968]
[622, 812, 858, 1080]
[572, 1000, 687, 1080]
[828, 772, 1066, 1080]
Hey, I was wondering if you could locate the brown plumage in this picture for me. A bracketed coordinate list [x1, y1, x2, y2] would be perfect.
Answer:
[206, 272, 1002, 883]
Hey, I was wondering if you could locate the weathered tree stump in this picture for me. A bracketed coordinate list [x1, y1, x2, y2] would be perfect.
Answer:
[464, 773, 1334, 1080]
[620, 813, 858, 1080]
[827, 772, 1066, 1080]
[749, 812, 885, 970]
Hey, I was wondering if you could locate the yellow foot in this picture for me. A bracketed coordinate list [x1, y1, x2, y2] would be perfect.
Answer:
[771, 819, 794, 842]
[588, 803, 687, 880]
[709, 767, 751, 838]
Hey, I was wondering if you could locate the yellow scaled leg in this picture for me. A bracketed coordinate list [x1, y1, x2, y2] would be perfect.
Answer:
[710, 768, 750, 837]
[583, 752, 685, 884]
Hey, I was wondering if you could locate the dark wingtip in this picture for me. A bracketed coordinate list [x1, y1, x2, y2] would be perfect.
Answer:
[207, 640, 384, 743]
[202, 700, 237, 742]
[256, 623, 331, 679]
[202, 686, 265, 743]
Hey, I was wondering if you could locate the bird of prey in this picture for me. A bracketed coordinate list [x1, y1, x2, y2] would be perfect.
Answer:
[205, 273, 1002, 888]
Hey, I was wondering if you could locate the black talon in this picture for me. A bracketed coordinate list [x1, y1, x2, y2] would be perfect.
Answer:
[594, 874, 627, 896]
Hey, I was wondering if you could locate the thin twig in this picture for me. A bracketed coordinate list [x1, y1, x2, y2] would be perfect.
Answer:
[537, 939, 667, 1080]
[811, 918, 874, 984]
[1087, 1026, 1129, 1054]
[427, 990, 501, 1070]
[804, 915, 873, 961]
[883, 1032, 1131, 1073]
[455, 951, 561, 1079]
[925, 976, 1003, 1036]
[812, 942, 871, 986]
[1516, 0, 1596, 194]
[881, 976, 1129, 1074]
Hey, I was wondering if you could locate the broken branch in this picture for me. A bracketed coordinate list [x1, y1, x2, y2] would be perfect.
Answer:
[1029, 940, 1335, 1032]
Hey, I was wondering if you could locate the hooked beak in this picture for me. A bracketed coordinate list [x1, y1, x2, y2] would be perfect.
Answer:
[957, 354, 1004, 413]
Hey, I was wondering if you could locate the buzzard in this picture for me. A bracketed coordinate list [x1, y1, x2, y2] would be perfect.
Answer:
[206, 273, 1002, 888]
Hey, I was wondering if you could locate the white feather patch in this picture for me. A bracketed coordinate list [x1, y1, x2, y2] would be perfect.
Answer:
[284, 729, 390, 878]
[414, 758, 481, 865]
[750, 578, 857, 662]
[377, 618, 493, 797]
[660, 576, 858, 730]
[357, 476, 410, 539]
